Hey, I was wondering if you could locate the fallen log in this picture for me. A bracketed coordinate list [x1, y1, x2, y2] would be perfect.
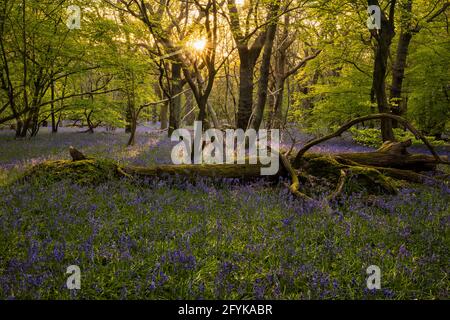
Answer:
[18, 111, 450, 205]
[294, 153, 398, 195]
[332, 156, 442, 184]
[336, 152, 443, 172]
[292, 113, 448, 170]
[123, 163, 273, 180]
[335, 140, 447, 172]
[14, 149, 449, 217]
[22, 159, 275, 184]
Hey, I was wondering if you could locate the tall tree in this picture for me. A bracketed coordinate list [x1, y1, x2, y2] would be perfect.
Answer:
[250, 0, 281, 130]
[390, 0, 450, 127]
[227, 0, 278, 129]
[369, 0, 397, 141]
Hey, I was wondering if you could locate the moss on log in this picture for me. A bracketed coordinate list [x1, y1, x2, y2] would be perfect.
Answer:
[17, 142, 448, 198]
[19, 159, 121, 185]
[123, 164, 274, 180]
[335, 152, 443, 172]
[18, 160, 276, 185]
[16, 154, 397, 196]
[296, 154, 398, 195]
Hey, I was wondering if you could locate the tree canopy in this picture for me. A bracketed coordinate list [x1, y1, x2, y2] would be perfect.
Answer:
[0, 0, 448, 142]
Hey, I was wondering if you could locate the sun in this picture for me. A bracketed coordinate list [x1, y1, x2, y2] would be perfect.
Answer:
[191, 38, 207, 52]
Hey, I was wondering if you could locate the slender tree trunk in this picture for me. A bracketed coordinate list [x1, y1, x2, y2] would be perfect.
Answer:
[207, 102, 220, 128]
[127, 115, 137, 146]
[272, 81, 285, 129]
[160, 101, 168, 130]
[184, 89, 195, 126]
[251, 12, 279, 130]
[236, 51, 257, 129]
[266, 80, 275, 128]
[151, 84, 159, 124]
[86, 110, 94, 134]
[125, 104, 132, 133]
[155, 83, 168, 130]
[196, 96, 208, 129]
[370, 0, 397, 142]
[271, 40, 288, 129]
[51, 77, 57, 133]
[390, 0, 413, 128]
[15, 120, 22, 137]
[20, 0, 28, 138]
[390, 32, 412, 128]
[283, 77, 292, 127]
[169, 63, 182, 135]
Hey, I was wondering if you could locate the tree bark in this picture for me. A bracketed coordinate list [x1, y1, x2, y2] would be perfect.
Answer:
[251, 4, 280, 130]
[335, 140, 444, 171]
[50, 77, 57, 133]
[127, 118, 137, 146]
[369, 0, 397, 142]
[236, 50, 258, 129]
[270, 46, 287, 129]
[227, 0, 272, 129]
[125, 104, 132, 133]
[390, 0, 413, 128]
[169, 63, 182, 136]
[184, 89, 195, 126]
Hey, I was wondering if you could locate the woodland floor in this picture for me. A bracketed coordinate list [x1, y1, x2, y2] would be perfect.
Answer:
[0, 124, 449, 299]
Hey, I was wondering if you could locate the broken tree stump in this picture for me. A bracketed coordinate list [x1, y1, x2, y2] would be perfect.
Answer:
[69, 146, 87, 161]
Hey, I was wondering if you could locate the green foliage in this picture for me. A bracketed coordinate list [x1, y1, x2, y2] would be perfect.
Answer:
[350, 128, 447, 148]
[288, 0, 449, 139]
[294, 67, 374, 135]
[405, 31, 450, 136]
[289, 16, 375, 135]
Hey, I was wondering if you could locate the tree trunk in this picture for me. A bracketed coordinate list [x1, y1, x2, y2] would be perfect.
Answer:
[269, 10, 290, 129]
[127, 117, 137, 146]
[50, 77, 57, 133]
[20, 0, 28, 138]
[370, 0, 397, 142]
[207, 101, 220, 129]
[19, 117, 30, 137]
[390, 0, 413, 128]
[160, 101, 168, 130]
[236, 51, 257, 129]
[373, 46, 395, 141]
[271, 46, 287, 129]
[251, 15, 279, 130]
[227, 0, 278, 130]
[184, 89, 195, 126]
[125, 105, 132, 133]
[15, 120, 23, 137]
[169, 63, 182, 136]
[390, 32, 412, 128]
